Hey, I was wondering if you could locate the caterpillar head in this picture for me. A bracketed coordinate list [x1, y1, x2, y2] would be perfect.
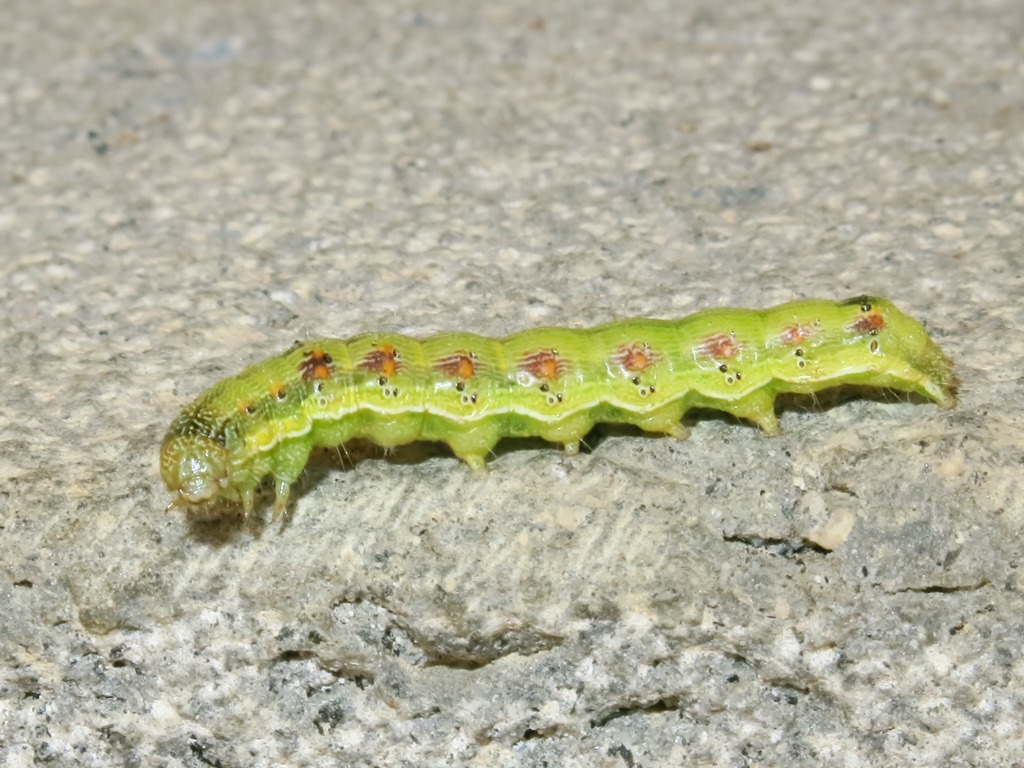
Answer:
[160, 433, 231, 510]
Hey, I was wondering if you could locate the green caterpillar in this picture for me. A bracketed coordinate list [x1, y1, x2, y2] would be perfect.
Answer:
[160, 296, 956, 518]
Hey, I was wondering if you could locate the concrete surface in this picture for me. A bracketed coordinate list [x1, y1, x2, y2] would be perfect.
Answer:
[2, 0, 1023, 766]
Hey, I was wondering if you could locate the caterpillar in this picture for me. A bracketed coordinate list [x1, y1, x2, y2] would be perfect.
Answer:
[160, 296, 957, 518]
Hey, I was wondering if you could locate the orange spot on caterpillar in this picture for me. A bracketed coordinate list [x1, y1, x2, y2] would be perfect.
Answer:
[359, 344, 401, 377]
[611, 343, 660, 373]
[696, 333, 740, 360]
[238, 399, 255, 415]
[519, 348, 567, 381]
[270, 383, 287, 400]
[849, 313, 885, 336]
[779, 323, 819, 346]
[434, 351, 478, 379]
[299, 348, 336, 382]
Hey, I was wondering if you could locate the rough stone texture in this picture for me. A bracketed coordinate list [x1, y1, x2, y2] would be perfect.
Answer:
[2, 0, 1022, 766]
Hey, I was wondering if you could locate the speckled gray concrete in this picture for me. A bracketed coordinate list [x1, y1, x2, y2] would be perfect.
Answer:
[2, 0, 1022, 766]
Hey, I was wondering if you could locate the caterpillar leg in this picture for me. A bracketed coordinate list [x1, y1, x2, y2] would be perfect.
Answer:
[730, 389, 780, 435]
[664, 423, 691, 441]
[272, 478, 292, 521]
[750, 409, 780, 436]
[455, 451, 488, 472]
[263, 438, 312, 520]
[540, 414, 593, 456]
[444, 427, 499, 472]
[634, 402, 689, 440]
[240, 486, 256, 519]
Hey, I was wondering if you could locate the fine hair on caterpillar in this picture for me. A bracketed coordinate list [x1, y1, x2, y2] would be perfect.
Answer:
[160, 296, 957, 520]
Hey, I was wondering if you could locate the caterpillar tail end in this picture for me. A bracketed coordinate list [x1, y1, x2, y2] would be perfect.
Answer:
[916, 338, 959, 410]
